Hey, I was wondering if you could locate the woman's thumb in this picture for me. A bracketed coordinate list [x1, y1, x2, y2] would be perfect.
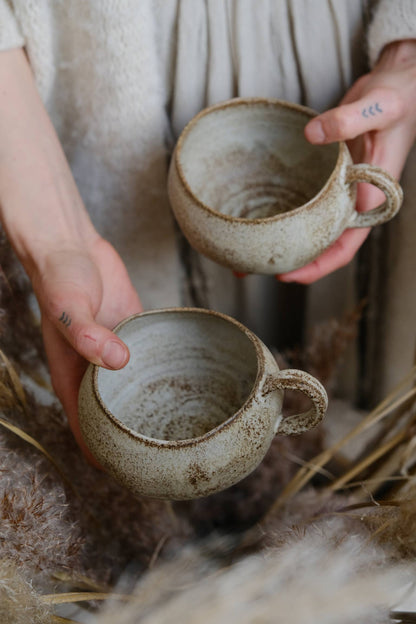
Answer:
[305, 88, 403, 144]
[46, 293, 129, 370]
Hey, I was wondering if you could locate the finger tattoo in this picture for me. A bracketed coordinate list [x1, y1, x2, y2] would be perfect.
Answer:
[58, 311, 72, 328]
[362, 102, 383, 118]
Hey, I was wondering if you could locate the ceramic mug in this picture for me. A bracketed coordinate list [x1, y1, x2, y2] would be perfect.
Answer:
[168, 98, 403, 274]
[78, 308, 328, 500]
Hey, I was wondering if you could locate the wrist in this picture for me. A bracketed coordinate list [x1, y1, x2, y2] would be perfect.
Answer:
[0, 182, 99, 279]
[378, 39, 416, 68]
[0, 48, 98, 278]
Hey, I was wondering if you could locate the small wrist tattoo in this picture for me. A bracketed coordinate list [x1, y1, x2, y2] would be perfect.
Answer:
[362, 102, 383, 118]
[58, 311, 72, 328]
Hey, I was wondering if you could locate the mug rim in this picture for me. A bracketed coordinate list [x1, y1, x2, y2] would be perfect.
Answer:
[90, 307, 266, 449]
[173, 96, 345, 223]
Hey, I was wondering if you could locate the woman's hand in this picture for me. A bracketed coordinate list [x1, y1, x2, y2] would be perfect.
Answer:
[33, 238, 142, 456]
[0, 48, 142, 458]
[278, 39, 416, 284]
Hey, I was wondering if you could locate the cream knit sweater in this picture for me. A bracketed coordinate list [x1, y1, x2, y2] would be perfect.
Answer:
[0, 0, 415, 317]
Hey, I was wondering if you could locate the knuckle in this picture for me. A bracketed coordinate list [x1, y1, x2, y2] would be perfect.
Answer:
[45, 297, 76, 332]
[373, 87, 405, 120]
[45, 294, 68, 322]
[388, 90, 405, 119]
[72, 327, 100, 358]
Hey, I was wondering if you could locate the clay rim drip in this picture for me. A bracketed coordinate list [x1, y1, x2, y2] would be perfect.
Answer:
[174, 97, 345, 223]
[90, 308, 266, 449]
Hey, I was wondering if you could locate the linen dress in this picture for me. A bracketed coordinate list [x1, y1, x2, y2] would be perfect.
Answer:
[0, 0, 415, 401]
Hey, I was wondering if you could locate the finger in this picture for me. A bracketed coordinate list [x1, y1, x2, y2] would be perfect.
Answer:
[44, 288, 130, 370]
[276, 228, 370, 284]
[42, 316, 101, 466]
[358, 124, 413, 179]
[305, 88, 403, 144]
[351, 124, 412, 215]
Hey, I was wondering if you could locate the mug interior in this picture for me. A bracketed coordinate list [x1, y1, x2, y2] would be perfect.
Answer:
[178, 101, 339, 219]
[96, 311, 259, 441]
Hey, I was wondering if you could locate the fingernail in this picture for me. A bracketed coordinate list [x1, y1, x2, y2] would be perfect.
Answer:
[102, 340, 128, 369]
[306, 120, 325, 144]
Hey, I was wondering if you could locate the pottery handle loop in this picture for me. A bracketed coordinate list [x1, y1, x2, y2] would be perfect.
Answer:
[345, 164, 403, 229]
[262, 369, 328, 436]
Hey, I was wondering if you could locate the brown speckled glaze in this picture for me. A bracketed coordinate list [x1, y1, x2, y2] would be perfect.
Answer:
[78, 308, 328, 500]
[168, 98, 403, 274]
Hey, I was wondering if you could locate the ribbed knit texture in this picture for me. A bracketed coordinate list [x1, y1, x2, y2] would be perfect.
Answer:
[0, 0, 23, 50]
[368, 0, 416, 66]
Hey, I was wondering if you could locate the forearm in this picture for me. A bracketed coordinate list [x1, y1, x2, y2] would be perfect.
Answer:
[377, 38, 416, 74]
[368, 0, 416, 67]
[0, 48, 98, 279]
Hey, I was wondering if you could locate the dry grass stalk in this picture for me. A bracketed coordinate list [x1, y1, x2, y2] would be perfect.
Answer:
[0, 558, 52, 624]
[51, 572, 110, 594]
[41, 591, 134, 605]
[328, 429, 410, 492]
[264, 365, 416, 516]
[354, 393, 416, 469]
[0, 348, 28, 411]
[148, 535, 169, 570]
[0, 380, 16, 410]
[278, 449, 334, 479]
[352, 466, 413, 500]
[340, 440, 416, 501]
[342, 476, 411, 489]
[386, 465, 416, 501]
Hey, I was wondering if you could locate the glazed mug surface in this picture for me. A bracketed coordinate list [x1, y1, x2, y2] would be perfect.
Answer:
[78, 308, 328, 500]
[168, 98, 403, 274]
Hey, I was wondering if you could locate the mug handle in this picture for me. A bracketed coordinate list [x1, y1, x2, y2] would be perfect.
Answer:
[345, 163, 403, 228]
[262, 369, 328, 435]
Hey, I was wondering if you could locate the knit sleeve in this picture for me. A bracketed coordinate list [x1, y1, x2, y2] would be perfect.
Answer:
[368, 0, 416, 66]
[0, 0, 24, 51]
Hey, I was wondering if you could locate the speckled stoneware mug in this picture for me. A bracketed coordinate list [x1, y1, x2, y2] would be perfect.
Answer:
[168, 97, 403, 274]
[78, 308, 328, 500]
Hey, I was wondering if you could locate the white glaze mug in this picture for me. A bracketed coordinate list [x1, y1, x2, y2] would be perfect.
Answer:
[78, 308, 328, 500]
[168, 98, 403, 274]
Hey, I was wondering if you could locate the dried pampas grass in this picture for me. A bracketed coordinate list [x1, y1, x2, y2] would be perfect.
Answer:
[95, 528, 414, 624]
[0, 560, 51, 624]
[2, 235, 416, 623]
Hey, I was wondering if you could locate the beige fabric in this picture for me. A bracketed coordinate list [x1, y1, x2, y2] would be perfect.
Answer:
[0, 0, 23, 50]
[1, 1, 183, 311]
[365, 0, 416, 397]
[368, 0, 416, 65]
[0, 0, 414, 399]
[0, 1, 368, 296]
[378, 145, 416, 394]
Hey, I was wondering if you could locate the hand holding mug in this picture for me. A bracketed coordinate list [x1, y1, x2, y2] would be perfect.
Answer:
[280, 39, 416, 283]
[168, 98, 402, 276]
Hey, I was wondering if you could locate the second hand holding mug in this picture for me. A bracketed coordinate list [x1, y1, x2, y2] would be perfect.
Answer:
[168, 98, 403, 275]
